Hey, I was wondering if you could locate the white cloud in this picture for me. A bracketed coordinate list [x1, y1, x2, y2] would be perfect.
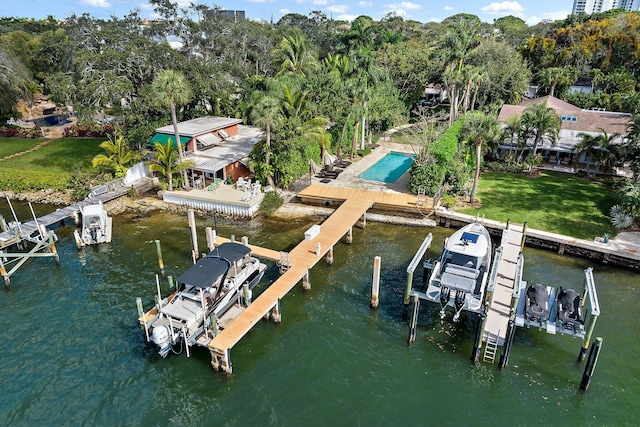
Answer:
[337, 14, 357, 21]
[279, 8, 290, 14]
[247, 0, 275, 3]
[311, 0, 329, 5]
[80, 0, 111, 7]
[444, 6, 454, 11]
[359, 1, 373, 6]
[526, 10, 570, 25]
[384, 2, 421, 10]
[480, 1, 524, 14]
[327, 4, 349, 14]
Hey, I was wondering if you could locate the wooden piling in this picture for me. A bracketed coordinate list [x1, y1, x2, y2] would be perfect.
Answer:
[346, 227, 353, 244]
[272, 299, 282, 323]
[154, 240, 165, 276]
[0, 257, 9, 287]
[188, 209, 199, 260]
[580, 337, 603, 391]
[326, 246, 334, 265]
[302, 269, 311, 290]
[243, 283, 251, 306]
[408, 293, 420, 345]
[205, 227, 216, 251]
[360, 213, 366, 228]
[371, 256, 381, 308]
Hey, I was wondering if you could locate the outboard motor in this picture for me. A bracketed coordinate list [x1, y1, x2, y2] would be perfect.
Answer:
[151, 325, 173, 357]
[556, 288, 584, 329]
[453, 290, 466, 322]
[439, 286, 451, 319]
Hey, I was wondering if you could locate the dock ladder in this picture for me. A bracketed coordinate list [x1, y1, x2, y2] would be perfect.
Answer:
[483, 331, 500, 364]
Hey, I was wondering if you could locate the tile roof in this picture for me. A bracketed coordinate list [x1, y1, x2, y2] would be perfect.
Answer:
[498, 95, 631, 135]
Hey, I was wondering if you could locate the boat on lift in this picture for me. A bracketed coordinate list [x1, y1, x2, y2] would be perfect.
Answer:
[524, 283, 551, 327]
[424, 222, 492, 322]
[556, 287, 585, 332]
[140, 242, 267, 357]
[73, 201, 112, 248]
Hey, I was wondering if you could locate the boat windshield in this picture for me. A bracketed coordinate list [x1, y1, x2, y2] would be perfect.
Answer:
[447, 252, 478, 269]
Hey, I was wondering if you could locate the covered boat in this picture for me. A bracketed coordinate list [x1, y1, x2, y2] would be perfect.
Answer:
[141, 242, 267, 357]
[424, 222, 492, 322]
[73, 201, 112, 248]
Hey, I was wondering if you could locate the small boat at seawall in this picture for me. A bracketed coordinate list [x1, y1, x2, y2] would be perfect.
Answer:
[141, 242, 267, 357]
[425, 222, 492, 322]
[73, 201, 112, 248]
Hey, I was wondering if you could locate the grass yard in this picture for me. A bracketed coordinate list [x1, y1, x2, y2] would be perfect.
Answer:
[0, 137, 48, 158]
[1, 137, 103, 174]
[0, 137, 104, 191]
[459, 171, 618, 240]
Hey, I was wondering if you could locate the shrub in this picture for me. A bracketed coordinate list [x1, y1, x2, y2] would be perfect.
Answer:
[440, 194, 456, 208]
[408, 118, 463, 195]
[609, 205, 634, 229]
[259, 190, 283, 216]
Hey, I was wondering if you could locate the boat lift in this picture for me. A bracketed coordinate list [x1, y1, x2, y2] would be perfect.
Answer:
[0, 198, 60, 287]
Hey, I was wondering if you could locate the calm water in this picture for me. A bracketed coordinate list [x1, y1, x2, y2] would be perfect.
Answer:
[359, 152, 415, 183]
[1, 202, 638, 426]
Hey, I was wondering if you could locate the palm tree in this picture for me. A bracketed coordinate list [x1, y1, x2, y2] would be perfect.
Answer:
[460, 111, 499, 203]
[251, 95, 282, 188]
[521, 101, 561, 158]
[624, 115, 640, 178]
[535, 67, 577, 98]
[151, 70, 193, 189]
[439, 21, 481, 124]
[146, 140, 194, 191]
[575, 130, 621, 177]
[274, 32, 317, 78]
[92, 134, 141, 178]
[501, 115, 522, 157]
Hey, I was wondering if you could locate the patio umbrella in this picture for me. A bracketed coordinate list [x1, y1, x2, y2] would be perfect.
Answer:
[323, 152, 335, 167]
[309, 159, 321, 174]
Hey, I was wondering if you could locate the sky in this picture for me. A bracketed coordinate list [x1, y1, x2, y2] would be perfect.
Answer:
[0, 0, 572, 26]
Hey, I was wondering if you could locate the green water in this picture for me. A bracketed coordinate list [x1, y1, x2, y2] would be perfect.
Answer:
[1, 204, 638, 426]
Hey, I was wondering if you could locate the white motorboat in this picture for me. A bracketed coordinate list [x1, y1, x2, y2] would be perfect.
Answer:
[141, 242, 267, 357]
[424, 222, 492, 322]
[73, 201, 112, 248]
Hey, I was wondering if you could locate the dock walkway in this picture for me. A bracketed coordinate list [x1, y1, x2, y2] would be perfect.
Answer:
[483, 225, 525, 345]
[208, 197, 374, 373]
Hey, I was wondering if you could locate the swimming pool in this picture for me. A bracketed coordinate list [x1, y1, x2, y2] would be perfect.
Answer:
[359, 151, 415, 183]
[31, 115, 71, 127]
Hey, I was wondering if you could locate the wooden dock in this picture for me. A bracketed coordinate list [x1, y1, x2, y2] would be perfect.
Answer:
[483, 225, 525, 345]
[208, 197, 374, 373]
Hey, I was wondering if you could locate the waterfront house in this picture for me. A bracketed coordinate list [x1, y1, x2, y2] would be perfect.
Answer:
[150, 116, 264, 188]
[498, 96, 631, 175]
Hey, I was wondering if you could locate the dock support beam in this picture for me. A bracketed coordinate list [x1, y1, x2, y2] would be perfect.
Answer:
[210, 349, 232, 375]
[346, 227, 353, 244]
[498, 319, 516, 369]
[154, 240, 165, 276]
[241, 236, 248, 246]
[188, 209, 199, 261]
[578, 312, 599, 362]
[0, 257, 9, 287]
[326, 246, 334, 265]
[272, 299, 282, 323]
[407, 293, 420, 345]
[471, 312, 486, 364]
[580, 337, 603, 391]
[371, 256, 381, 308]
[302, 270, 311, 290]
[360, 213, 366, 229]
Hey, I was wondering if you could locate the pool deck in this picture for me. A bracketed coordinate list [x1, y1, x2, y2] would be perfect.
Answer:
[311, 142, 414, 194]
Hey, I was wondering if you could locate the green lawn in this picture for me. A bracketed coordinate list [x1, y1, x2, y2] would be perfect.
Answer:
[0, 137, 48, 158]
[459, 171, 618, 240]
[1, 137, 104, 173]
[0, 137, 104, 191]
